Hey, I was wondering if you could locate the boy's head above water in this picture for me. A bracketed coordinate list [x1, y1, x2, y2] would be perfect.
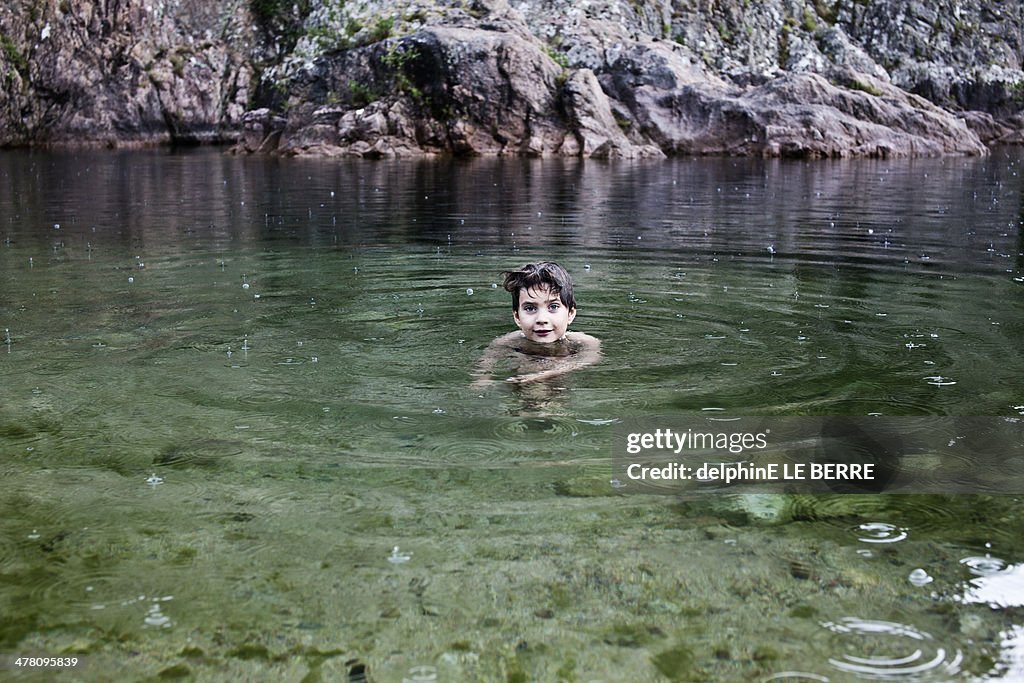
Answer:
[471, 261, 598, 387]
[502, 262, 577, 344]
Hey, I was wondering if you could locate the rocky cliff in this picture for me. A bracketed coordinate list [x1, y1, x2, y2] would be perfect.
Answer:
[1, 0, 1022, 157]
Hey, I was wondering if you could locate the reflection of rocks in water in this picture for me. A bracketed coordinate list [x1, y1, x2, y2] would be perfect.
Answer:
[154, 439, 243, 469]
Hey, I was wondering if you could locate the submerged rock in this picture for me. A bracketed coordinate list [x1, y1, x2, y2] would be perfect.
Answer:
[704, 493, 793, 525]
[154, 439, 243, 469]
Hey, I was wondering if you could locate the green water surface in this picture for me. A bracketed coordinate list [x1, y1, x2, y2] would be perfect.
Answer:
[1, 149, 1023, 681]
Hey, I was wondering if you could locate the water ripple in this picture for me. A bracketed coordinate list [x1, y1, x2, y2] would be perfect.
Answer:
[492, 416, 581, 440]
[960, 554, 1009, 577]
[418, 437, 515, 465]
[762, 673, 830, 682]
[36, 570, 126, 612]
[822, 617, 963, 679]
[854, 521, 909, 544]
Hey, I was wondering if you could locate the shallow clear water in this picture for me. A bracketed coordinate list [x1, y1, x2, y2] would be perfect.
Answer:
[1, 148, 1023, 681]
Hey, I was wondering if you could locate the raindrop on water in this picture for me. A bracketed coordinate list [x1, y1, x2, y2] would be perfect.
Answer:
[144, 602, 172, 628]
[388, 546, 412, 564]
[908, 568, 934, 586]
[403, 665, 437, 683]
[960, 554, 1008, 577]
[855, 522, 907, 544]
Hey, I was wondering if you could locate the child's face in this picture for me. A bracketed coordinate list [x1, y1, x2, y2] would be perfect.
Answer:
[513, 285, 576, 343]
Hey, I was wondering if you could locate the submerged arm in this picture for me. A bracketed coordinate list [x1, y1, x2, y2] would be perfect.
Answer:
[470, 332, 520, 388]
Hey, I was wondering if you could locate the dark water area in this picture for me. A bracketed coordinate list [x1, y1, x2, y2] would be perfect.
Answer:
[1, 148, 1023, 681]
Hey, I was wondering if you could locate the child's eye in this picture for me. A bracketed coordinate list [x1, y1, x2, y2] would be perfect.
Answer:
[549, 303, 560, 311]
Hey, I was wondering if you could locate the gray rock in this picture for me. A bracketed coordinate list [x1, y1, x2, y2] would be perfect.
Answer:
[955, 110, 1014, 144]
[560, 68, 664, 159]
[1, 0, 1021, 157]
[0, 0, 254, 146]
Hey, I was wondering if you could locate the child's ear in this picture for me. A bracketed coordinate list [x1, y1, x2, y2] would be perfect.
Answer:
[567, 307, 577, 325]
[513, 309, 521, 325]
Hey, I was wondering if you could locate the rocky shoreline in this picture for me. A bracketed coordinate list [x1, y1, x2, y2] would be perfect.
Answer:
[1, 0, 1022, 158]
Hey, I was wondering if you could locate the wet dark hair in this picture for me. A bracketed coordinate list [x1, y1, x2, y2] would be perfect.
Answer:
[502, 262, 576, 311]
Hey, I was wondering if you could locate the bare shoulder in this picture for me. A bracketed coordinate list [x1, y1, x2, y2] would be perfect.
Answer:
[491, 330, 524, 348]
[567, 330, 601, 350]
